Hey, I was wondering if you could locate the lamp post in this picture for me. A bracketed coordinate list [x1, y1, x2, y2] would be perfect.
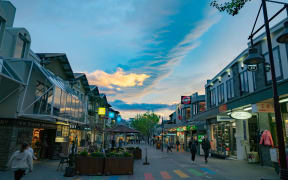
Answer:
[161, 117, 164, 152]
[244, 1, 288, 178]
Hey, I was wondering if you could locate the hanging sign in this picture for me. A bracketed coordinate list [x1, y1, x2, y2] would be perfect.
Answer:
[98, 107, 106, 115]
[252, 103, 274, 113]
[217, 115, 234, 122]
[181, 96, 191, 104]
[231, 111, 252, 120]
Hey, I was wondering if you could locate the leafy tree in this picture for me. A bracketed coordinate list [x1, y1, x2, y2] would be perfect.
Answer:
[131, 112, 160, 141]
[210, 0, 252, 16]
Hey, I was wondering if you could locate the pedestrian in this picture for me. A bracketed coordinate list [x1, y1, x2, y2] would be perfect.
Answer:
[176, 139, 180, 152]
[167, 141, 172, 153]
[189, 137, 198, 163]
[111, 139, 115, 149]
[8, 142, 33, 180]
[26, 143, 37, 160]
[201, 136, 211, 164]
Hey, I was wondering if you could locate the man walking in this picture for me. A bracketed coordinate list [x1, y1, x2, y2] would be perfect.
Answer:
[176, 139, 180, 152]
[201, 136, 211, 164]
[166, 141, 172, 153]
[189, 137, 198, 163]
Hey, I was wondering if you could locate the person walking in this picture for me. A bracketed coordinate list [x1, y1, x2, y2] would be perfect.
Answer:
[8, 142, 33, 180]
[189, 137, 198, 163]
[176, 139, 180, 152]
[26, 143, 37, 160]
[166, 141, 172, 153]
[202, 136, 211, 164]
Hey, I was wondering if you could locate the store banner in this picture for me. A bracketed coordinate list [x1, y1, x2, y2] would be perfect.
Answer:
[218, 104, 227, 113]
[252, 103, 274, 113]
[217, 115, 234, 122]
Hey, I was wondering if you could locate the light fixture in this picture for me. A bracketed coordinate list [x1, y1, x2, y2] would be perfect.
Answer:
[231, 111, 252, 120]
[244, 107, 252, 111]
[276, 21, 288, 44]
[243, 48, 265, 65]
[218, 76, 222, 83]
[227, 69, 231, 77]
[279, 98, 288, 103]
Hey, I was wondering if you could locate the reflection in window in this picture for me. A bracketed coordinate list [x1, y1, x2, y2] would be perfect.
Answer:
[60, 90, 66, 117]
[226, 79, 234, 100]
[240, 70, 249, 94]
[264, 47, 283, 82]
[53, 87, 61, 116]
[33, 81, 53, 115]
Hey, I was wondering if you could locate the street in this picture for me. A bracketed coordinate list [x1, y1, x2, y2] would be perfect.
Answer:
[0, 144, 279, 180]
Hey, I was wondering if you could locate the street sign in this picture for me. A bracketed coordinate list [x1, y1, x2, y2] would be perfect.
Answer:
[247, 65, 257, 71]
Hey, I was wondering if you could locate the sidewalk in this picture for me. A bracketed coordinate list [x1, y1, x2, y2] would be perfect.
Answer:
[0, 144, 280, 180]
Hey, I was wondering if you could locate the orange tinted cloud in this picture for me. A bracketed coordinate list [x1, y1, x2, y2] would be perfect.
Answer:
[86, 68, 150, 89]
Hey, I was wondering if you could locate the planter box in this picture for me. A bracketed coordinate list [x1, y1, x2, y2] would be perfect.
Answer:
[104, 157, 133, 175]
[76, 156, 104, 175]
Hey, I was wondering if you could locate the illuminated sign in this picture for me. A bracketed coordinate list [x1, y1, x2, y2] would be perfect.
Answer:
[181, 96, 191, 104]
[117, 116, 122, 122]
[109, 112, 115, 118]
[231, 111, 252, 120]
[98, 107, 106, 115]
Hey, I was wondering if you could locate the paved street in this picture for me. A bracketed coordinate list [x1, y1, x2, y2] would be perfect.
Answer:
[0, 144, 279, 180]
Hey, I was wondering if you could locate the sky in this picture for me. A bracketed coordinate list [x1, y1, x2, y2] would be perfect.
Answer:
[9, 0, 287, 119]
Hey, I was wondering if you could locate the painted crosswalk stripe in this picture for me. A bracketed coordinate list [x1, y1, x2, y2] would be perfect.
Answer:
[174, 170, 189, 178]
[108, 176, 119, 180]
[144, 173, 155, 180]
[200, 167, 216, 175]
[160, 171, 172, 179]
[188, 168, 203, 176]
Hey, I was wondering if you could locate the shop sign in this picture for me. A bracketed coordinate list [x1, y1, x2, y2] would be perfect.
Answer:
[186, 125, 197, 131]
[181, 96, 191, 104]
[217, 115, 234, 122]
[108, 112, 115, 118]
[98, 107, 106, 115]
[218, 104, 227, 113]
[231, 111, 252, 120]
[252, 103, 274, 113]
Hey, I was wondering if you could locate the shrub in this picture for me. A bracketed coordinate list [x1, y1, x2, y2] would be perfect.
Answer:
[123, 152, 133, 157]
[90, 152, 104, 158]
[79, 150, 88, 156]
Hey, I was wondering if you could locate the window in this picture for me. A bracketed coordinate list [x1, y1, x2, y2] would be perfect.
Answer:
[217, 84, 224, 104]
[240, 70, 249, 94]
[226, 79, 234, 100]
[264, 46, 283, 82]
[210, 88, 216, 107]
[14, 34, 27, 58]
[252, 71, 257, 90]
[0, 19, 5, 47]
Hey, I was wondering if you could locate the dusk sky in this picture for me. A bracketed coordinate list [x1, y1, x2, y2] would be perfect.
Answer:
[10, 0, 286, 119]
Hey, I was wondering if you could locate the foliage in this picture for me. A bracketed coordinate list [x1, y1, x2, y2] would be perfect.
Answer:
[90, 152, 105, 158]
[123, 152, 133, 157]
[106, 152, 123, 158]
[79, 150, 88, 156]
[210, 0, 252, 16]
[131, 112, 160, 137]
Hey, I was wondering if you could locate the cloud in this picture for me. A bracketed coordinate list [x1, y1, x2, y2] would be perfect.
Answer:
[86, 68, 150, 89]
[111, 100, 176, 111]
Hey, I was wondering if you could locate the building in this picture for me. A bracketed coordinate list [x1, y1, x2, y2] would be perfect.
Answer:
[197, 18, 288, 163]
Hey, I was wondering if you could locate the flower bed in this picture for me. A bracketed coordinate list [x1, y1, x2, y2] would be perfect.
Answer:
[75, 151, 105, 175]
[104, 152, 134, 175]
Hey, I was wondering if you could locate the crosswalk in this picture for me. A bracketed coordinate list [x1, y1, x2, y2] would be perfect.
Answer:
[71, 167, 217, 180]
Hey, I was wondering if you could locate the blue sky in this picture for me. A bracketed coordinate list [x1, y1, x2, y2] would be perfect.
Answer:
[10, 0, 287, 119]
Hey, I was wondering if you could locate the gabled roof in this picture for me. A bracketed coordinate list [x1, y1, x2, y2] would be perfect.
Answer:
[73, 73, 90, 93]
[36, 53, 74, 81]
[89, 85, 99, 96]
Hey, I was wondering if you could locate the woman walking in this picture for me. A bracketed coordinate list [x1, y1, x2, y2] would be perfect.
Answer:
[189, 137, 198, 163]
[8, 142, 33, 180]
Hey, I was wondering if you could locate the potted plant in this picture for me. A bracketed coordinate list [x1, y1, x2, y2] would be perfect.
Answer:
[134, 147, 142, 160]
[104, 151, 134, 175]
[76, 150, 105, 175]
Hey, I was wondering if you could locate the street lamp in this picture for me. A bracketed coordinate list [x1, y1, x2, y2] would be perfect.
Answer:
[246, 1, 288, 178]
[243, 47, 265, 65]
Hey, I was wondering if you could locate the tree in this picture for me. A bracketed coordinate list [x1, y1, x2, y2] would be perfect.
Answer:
[210, 0, 252, 16]
[131, 112, 160, 142]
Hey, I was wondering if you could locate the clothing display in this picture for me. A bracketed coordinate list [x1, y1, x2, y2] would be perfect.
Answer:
[259, 130, 274, 147]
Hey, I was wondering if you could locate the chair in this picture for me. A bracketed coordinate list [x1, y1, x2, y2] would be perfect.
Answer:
[57, 153, 69, 171]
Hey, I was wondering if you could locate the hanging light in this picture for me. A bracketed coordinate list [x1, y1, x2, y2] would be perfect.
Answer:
[243, 47, 265, 65]
[276, 21, 288, 44]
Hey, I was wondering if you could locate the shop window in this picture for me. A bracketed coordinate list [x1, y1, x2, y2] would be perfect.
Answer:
[217, 84, 224, 104]
[264, 46, 283, 83]
[240, 70, 249, 95]
[33, 81, 53, 115]
[226, 78, 234, 100]
[14, 34, 28, 58]
[210, 88, 216, 107]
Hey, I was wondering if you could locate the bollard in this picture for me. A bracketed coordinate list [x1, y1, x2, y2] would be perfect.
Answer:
[143, 147, 150, 165]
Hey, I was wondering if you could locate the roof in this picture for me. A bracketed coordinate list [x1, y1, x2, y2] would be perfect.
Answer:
[73, 73, 90, 93]
[36, 53, 74, 81]
[105, 125, 140, 133]
[89, 85, 99, 95]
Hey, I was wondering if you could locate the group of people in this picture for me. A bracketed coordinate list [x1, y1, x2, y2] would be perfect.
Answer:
[165, 136, 211, 164]
[189, 136, 211, 164]
[8, 142, 35, 180]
